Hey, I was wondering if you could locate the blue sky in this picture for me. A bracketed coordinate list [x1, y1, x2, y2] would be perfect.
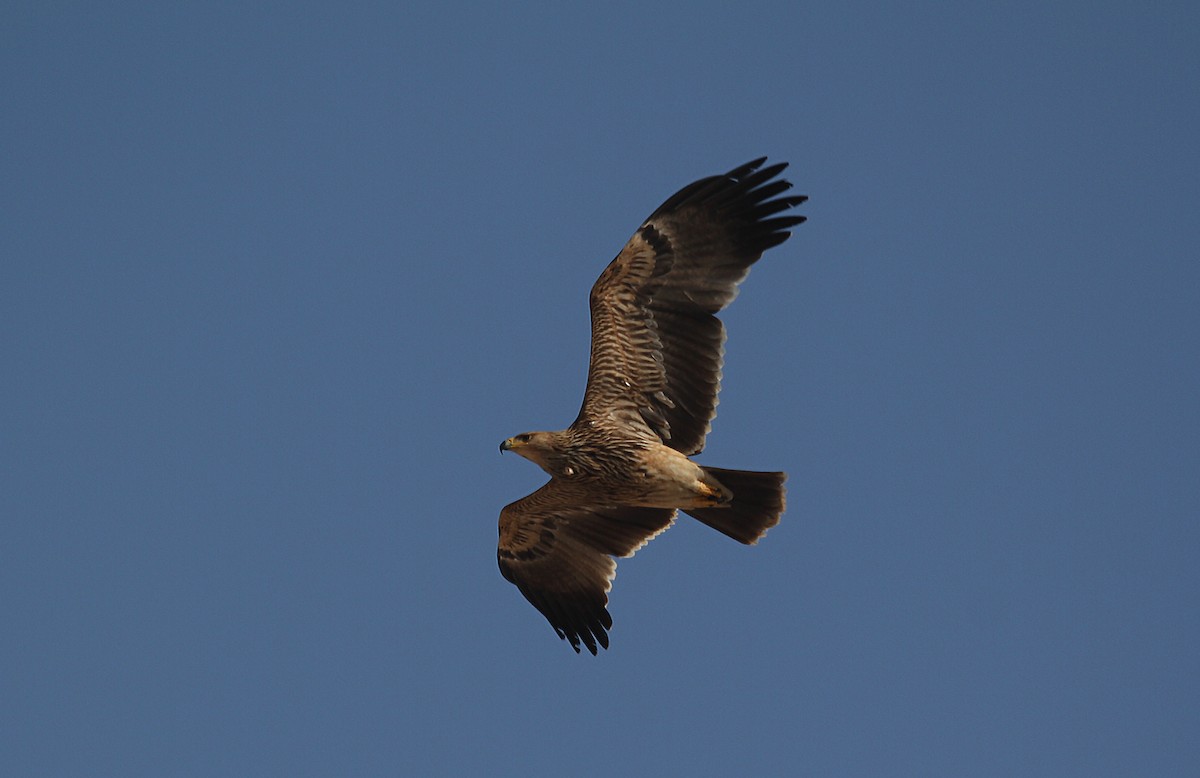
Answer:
[3, 2, 1198, 775]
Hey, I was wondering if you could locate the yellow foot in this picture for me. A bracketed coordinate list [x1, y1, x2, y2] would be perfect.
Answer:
[696, 479, 733, 506]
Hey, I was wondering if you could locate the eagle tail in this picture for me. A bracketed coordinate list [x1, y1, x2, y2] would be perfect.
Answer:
[683, 467, 786, 544]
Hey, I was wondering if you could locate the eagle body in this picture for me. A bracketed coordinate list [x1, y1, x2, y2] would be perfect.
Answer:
[502, 429, 725, 509]
[499, 158, 806, 654]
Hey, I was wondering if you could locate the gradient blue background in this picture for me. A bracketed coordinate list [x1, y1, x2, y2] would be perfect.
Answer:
[3, 2, 1197, 775]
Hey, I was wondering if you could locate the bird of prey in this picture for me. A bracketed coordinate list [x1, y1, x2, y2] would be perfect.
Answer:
[498, 158, 806, 654]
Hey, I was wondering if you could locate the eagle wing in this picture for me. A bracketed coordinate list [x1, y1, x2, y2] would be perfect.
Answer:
[498, 479, 677, 654]
[573, 158, 807, 455]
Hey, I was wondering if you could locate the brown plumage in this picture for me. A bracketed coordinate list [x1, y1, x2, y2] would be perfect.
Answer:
[499, 158, 806, 654]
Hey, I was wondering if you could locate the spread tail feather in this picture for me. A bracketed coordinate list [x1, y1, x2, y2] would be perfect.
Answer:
[683, 467, 786, 544]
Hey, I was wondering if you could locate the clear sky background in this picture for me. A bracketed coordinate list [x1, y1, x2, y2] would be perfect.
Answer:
[3, 2, 1197, 776]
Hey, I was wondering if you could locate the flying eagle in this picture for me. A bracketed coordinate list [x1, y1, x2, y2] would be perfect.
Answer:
[499, 158, 806, 654]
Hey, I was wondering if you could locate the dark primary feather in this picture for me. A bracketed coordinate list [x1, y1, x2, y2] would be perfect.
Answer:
[574, 158, 807, 455]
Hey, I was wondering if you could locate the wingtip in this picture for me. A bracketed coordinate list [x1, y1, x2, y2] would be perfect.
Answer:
[727, 156, 772, 181]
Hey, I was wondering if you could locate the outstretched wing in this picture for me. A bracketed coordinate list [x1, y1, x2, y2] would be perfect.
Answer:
[574, 158, 806, 455]
[498, 480, 676, 654]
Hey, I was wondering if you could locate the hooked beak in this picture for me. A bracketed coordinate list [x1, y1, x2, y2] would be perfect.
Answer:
[499, 438, 513, 453]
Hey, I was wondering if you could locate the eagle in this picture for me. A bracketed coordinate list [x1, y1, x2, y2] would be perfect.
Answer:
[498, 158, 806, 654]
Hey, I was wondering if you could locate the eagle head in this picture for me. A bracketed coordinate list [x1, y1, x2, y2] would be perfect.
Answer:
[500, 431, 567, 474]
